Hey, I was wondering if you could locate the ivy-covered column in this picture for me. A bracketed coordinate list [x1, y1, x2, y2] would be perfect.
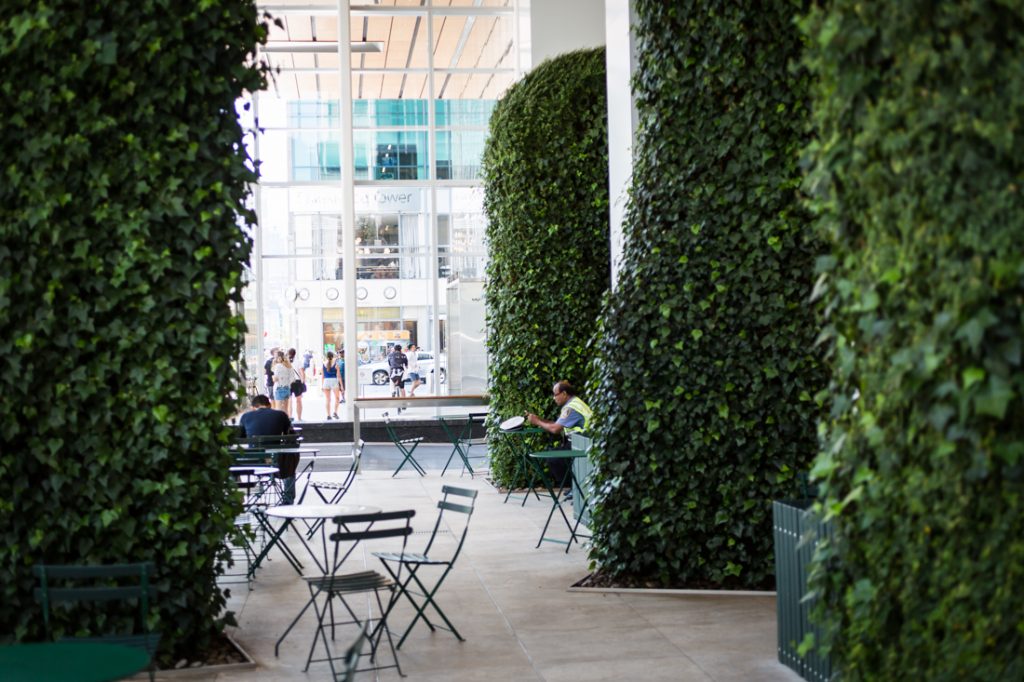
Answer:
[481, 48, 610, 485]
[0, 1, 267, 661]
[802, 2, 1024, 678]
[588, 0, 825, 588]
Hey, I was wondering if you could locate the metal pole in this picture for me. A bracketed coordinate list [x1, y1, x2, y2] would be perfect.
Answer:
[337, 0, 359, 449]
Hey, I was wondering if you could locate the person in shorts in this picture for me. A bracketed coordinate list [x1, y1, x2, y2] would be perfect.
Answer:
[406, 343, 422, 397]
[322, 351, 341, 419]
[387, 344, 408, 400]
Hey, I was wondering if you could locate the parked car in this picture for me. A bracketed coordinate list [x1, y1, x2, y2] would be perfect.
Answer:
[358, 351, 447, 386]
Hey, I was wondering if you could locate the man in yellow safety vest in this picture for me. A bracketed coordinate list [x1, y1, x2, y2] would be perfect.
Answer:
[526, 380, 592, 493]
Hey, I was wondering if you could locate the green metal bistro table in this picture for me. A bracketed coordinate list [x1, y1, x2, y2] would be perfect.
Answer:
[501, 427, 547, 505]
[435, 413, 487, 477]
[0, 641, 149, 682]
[528, 449, 591, 552]
[249, 503, 382, 578]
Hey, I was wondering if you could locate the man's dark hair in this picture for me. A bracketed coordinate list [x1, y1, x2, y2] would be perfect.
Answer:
[555, 380, 576, 396]
[251, 394, 271, 408]
[394, 344, 403, 351]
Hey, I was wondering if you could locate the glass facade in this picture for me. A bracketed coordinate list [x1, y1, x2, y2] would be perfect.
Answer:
[246, 1, 519, 419]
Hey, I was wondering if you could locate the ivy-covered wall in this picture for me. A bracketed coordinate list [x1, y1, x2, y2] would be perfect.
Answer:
[481, 48, 609, 484]
[588, 0, 825, 588]
[802, 2, 1024, 678]
[0, 1, 267, 661]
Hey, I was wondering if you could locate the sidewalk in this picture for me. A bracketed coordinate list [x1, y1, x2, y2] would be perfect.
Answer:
[198, 464, 800, 681]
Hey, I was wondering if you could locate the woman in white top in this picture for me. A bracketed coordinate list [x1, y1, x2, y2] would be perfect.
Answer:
[272, 351, 294, 412]
[287, 348, 304, 422]
[406, 343, 422, 397]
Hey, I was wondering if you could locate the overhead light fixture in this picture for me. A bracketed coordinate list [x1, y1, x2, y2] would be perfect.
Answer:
[263, 41, 384, 54]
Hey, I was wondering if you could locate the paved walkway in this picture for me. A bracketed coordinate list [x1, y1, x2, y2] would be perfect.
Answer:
[191, 458, 800, 681]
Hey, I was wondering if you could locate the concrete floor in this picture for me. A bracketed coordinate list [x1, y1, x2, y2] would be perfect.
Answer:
[190, 447, 800, 681]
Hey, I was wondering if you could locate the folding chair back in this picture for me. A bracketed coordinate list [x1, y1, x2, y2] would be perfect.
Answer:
[372, 486, 478, 648]
[312, 439, 363, 503]
[302, 509, 417, 678]
[424, 485, 479, 562]
[33, 562, 161, 680]
[306, 440, 365, 538]
[246, 433, 301, 448]
[231, 447, 270, 466]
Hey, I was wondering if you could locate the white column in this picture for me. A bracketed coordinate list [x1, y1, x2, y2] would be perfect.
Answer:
[605, 0, 639, 290]
[337, 0, 359, 443]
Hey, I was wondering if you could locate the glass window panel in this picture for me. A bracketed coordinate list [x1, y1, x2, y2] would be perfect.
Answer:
[434, 99, 496, 127]
[437, 187, 486, 280]
[352, 187, 440, 404]
[353, 131, 428, 180]
[434, 130, 487, 180]
[287, 131, 343, 181]
[352, 98, 427, 128]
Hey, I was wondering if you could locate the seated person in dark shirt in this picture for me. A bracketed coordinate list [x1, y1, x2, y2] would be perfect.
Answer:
[238, 394, 298, 504]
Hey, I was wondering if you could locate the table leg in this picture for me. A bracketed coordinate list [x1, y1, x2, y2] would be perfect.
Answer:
[533, 461, 578, 549]
[248, 516, 305, 578]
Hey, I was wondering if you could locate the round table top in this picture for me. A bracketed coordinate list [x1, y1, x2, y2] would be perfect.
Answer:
[229, 466, 278, 476]
[0, 641, 149, 682]
[499, 415, 525, 431]
[265, 503, 383, 520]
[530, 449, 588, 459]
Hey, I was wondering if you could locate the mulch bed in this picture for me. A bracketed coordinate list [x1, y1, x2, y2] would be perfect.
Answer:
[164, 631, 248, 671]
[572, 571, 776, 591]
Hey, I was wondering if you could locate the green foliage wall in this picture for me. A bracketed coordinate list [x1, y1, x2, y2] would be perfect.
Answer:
[481, 48, 609, 483]
[0, 1, 267, 661]
[802, 2, 1024, 678]
[588, 0, 825, 588]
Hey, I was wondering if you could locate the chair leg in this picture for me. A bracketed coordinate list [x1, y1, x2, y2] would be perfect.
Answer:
[276, 586, 319, 657]
[379, 561, 437, 636]
[373, 587, 404, 677]
[397, 565, 461, 649]
[304, 587, 337, 678]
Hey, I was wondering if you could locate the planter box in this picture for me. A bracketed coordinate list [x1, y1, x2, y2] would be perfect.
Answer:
[569, 433, 595, 527]
[772, 499, 832, 682]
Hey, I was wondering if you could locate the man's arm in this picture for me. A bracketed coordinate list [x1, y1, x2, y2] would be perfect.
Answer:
[526, 412, 564, 436]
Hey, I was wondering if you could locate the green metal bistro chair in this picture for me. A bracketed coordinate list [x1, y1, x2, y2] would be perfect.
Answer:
[245, 434, 307, 506]
[305, 439, 365, 540]
[245, 433, 302, 448]
[33, 562, 161, 682]
[384, 413, 426, 477]
[300, 509, 416, 679]
[374, 485, 478, 648]
[440, 413, 489, 478]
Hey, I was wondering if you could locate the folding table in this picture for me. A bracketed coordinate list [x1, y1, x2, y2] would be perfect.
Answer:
[0, 641, 149, 682]
[528, 449, 592, 552]
[248, 503, 380, 579]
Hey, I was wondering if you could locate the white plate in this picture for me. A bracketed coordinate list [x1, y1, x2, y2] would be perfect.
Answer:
[500, 415, 525, 431]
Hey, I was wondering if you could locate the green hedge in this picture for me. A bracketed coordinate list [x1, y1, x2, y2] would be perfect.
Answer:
[481, 48, 609, 484]
[802, 2, 1024, 678]
[587, 0, 825, 588]
[0, 1, 267, 662]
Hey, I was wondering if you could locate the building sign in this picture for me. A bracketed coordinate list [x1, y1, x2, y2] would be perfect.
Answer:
[290, 187, 421, 214]
[357, 329, 410, 341]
